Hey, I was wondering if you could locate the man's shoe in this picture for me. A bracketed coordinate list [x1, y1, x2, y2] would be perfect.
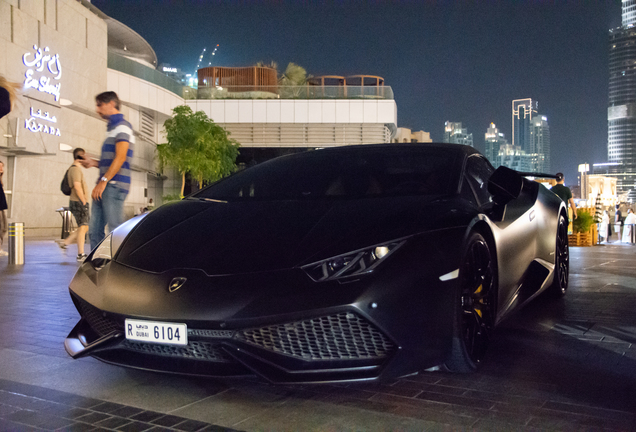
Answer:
[76, 254, 87, 262]
[55, 239, 67, 251]
[0, 250, 7, 257]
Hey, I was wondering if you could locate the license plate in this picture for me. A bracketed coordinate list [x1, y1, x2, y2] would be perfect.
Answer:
[125, 319, 188, 346]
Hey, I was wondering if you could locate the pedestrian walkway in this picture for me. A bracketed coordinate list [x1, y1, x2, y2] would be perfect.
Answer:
[0, 239, 634, 431]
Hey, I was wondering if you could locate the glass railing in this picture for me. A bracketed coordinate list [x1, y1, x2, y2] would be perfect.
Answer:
[107, 52, 186, 97]
[188, 85, 394, 100]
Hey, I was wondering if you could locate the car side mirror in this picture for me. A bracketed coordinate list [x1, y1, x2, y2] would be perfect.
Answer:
[488, 166, 523, 206]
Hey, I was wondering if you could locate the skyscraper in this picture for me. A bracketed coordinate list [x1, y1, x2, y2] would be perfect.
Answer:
[512, 98, 538, 153]
[607, 0, 636, 201]
[530, 115, 550, 173]
[484, 123, 508, 167]
[512, 98, 550, 173]
[443, 121, 473, 147]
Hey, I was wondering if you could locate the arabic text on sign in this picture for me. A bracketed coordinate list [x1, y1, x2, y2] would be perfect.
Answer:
[22, 45, 62, 101]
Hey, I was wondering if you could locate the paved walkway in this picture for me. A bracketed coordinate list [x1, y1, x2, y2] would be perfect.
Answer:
[0, 239, 634, 431]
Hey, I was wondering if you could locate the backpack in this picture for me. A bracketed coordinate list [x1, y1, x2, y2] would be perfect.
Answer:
[61, 167, 72, 196]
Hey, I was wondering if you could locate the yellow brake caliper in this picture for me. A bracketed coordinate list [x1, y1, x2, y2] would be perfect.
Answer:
[474, 284, 483, 318]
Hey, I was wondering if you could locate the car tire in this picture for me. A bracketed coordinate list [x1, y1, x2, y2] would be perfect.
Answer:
[547, 214, 569, 298]
[445, 232, 497, 373]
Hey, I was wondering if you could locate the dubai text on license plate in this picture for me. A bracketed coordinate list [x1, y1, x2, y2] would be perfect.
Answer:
[125, 319, 188, 346]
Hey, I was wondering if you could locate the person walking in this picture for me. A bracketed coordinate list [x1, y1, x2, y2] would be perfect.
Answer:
[550, 172, 578, 220]
[0, 75, 19, 120]
[83, 92, 134, 250]
[57, 148, 90, 261]
[0, 161, 8, 257]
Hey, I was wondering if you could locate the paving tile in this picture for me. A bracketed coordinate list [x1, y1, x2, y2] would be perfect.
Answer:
[542, 400, 634, 422]
[173, 418, 211, 431]
[75, 411, 112, 424]
[53, 423, 91, 432]
[130, 411, 166, 423]
[390, 404, 477, 428]
[151, 414, 189, 427]
[4, 409, 57, 427]
[110, 405, 145, 418]
[95, 415, 133, 429]
[91, 401, 130, 414]
[416, 390, 496, 410]
[116, 420, 156, 432]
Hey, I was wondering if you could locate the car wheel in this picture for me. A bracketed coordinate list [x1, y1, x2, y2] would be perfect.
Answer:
[445, 232, 497, 373]
[548, 214, 569, 297]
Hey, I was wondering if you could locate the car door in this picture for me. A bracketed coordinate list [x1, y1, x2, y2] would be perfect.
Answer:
[464, 155, 538, 319]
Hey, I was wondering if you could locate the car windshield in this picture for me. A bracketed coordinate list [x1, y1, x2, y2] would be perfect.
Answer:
[192, 146, 458, 201]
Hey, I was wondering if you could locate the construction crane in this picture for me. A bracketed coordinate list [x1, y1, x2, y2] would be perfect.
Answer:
[194, 44, 219, 75]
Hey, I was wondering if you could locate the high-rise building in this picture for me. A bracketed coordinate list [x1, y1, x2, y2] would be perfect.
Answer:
[512, 98, 550, 173]
[484, 123, 508, 168]
[530, 115, 550, 173]
[606, 1, 636, 201]
[512, 98, 538, 153]
[496, 144, 536, 173]
[443, 122, 473, 147]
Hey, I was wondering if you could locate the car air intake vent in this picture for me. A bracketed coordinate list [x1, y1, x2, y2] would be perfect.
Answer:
[236, 312, 395, 360]
[75, 296, 123, 337]
[122, 340, 232, 363]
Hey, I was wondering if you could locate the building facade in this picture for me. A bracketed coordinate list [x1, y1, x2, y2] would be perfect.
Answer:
[512, 98, 538, 153]
[484, 123, 507, 167]
[496, 144, 535, 172]
[530, 115, 550, 173]
[607, 1, 636, 201]
[443, 121, 473, 147]
[512, 98, 550, 173]
[393, 128, 432, 143]
[0, 0, 398, 236]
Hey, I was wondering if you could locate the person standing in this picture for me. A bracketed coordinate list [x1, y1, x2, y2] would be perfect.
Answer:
[615, 204, 623, 238]
[83, 91, 134, 250]
[0, 161, 8, 257]
[550, 173, 578, 220]
[600, 210, 610, 243]
[57, 148, 90, 261]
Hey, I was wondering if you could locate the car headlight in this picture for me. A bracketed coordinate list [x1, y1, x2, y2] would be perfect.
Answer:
[302, 240, 406, 282]
[86, 213, 147, 271]
[89, 233, 112, 271]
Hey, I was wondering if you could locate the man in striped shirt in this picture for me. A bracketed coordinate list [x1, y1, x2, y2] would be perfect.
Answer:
[83, 91, 135, 250]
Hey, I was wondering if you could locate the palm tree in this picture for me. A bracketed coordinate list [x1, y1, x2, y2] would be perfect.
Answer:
[279, 62, 308, 86]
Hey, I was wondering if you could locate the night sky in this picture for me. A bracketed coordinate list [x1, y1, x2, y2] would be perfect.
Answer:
[91, 0, 622, 185]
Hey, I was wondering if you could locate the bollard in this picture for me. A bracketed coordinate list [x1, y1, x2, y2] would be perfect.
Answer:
[8, 222, 24, 265]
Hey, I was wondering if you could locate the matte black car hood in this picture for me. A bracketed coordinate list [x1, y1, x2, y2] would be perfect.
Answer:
[115, 196, 464, 275]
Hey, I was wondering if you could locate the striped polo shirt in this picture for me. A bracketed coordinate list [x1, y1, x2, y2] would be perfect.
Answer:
[100, 113, 135, 194]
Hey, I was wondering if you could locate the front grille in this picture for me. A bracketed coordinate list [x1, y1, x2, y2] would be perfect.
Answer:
[236, 312, 395, 360]
[121, 340, 232, 362]
[75, 297, 122, 336]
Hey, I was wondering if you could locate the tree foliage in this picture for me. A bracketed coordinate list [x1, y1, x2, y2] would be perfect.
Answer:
[158, 105, 239, 197]
[279, 62, 309, 86]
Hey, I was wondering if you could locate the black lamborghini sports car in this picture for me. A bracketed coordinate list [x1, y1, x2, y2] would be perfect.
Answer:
[65, 143, 569, 383]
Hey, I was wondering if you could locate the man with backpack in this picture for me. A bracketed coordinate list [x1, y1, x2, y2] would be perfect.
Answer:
[57, 148, 89, 261]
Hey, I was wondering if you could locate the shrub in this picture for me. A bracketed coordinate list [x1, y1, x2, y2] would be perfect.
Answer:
[573, 211, 594, 233]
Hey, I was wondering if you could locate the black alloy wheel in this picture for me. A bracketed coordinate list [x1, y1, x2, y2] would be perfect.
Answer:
[446, 232, 497, 372]
[548, 214, 569, 297]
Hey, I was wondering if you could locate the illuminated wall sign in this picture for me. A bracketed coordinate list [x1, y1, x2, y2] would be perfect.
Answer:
[163, 67, 178, 73]
[24, 107, 60, 136]
[22, 44, 63, 139]
[23, 45, 62, 101]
